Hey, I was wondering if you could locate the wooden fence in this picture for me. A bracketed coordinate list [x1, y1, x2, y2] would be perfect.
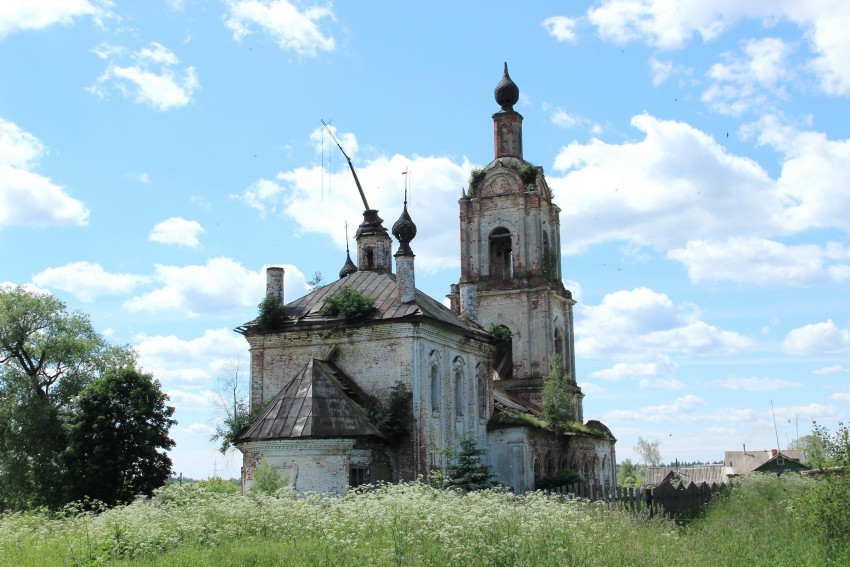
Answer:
[547, 479, 730, 518]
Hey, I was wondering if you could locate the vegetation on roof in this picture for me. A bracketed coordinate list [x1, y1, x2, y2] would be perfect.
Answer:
[319, 286, 375, 323]
[255, 295, 287, 332]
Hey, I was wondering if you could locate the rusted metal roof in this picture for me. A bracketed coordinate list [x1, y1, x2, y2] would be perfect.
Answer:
[238, 270, 486, 335]
[237, 359, 384, 441]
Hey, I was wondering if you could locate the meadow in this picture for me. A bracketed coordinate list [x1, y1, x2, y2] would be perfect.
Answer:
[0, 474, 846, 566]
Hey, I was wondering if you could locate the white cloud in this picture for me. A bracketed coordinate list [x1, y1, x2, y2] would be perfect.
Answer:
[711, 376, 802, 391]
[234, 129, 473, 272]
[606, 394, 705, 423]
[0, 0, 104, 38]
[649, 57, 673, 86]
[591, 354, 678, 381]
[576, 287, 752, 358]
[135, 328, 247, 388]
[701, 37, 793, 115]
[542, 16, 578, 43]
[124, 258, 306, 317]
[88, 42, 199, 111]
[668, 238, 850, 286]
[32, 261, 146, 302]
[549, 114, 850, 255]
[813, 364, 847, 375]
[0, 117, 89, 228]
[224, 0, 335, 56]
[638, 378, 686, 390]
[583, 1, 850, 95]
[782, 319, 850, 355]
[550, 107, 578, 129]
[550, 113, 777, 253]
[149, 217, 205, 248]
[833, 392, 850, 402]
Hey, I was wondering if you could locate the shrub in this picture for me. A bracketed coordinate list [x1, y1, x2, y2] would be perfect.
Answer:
[469, 168, 485, 191]
[366, 382, 412, 445]
[541, 354, 574, 433]
[255, 295, 287, 332]
[250, 460, 288, 496]
[536, 469, 584, 490]
[320, 286, 375, 322]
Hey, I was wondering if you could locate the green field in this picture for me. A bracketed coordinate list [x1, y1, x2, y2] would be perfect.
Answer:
[0, 474, 846, 566]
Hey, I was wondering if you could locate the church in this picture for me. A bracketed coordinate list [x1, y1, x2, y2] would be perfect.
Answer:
[235, 65, 616, 494]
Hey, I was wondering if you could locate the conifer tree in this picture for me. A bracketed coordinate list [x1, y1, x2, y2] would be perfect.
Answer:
[443, 431, 498, 491]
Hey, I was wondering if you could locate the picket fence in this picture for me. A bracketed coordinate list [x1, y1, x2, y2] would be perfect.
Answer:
[547, 480, 730, 518]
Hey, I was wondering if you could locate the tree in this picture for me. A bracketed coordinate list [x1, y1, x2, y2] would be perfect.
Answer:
[255, 294, 287, 332]
[210, 360, 251, 455]
[320, 286, 375, 322]
[789, 433, 827, 467]
[0, 286, 135, 407]
[0, 286, 136, 510]
[366, 381, 412, 445]
[65, 367, 176, 505]
[443, 431, 498, 491]
[634, 437, 662, 467]
[541, 354, 574, 433]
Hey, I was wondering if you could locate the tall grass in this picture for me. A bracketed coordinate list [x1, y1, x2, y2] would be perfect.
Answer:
[0, 474, 845, 566]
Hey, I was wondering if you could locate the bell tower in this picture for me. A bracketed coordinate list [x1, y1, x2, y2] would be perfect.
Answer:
[454, 64, 583, 416]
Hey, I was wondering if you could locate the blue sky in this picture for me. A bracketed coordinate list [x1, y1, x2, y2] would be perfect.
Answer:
[2, 0, 849, 479]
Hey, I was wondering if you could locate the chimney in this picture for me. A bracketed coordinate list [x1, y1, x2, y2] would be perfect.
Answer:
[266, 267, 284, 304]
[771, 449, 778, 458]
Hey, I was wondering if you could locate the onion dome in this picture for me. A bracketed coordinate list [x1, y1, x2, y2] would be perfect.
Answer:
[339, 250, 357, 278]
[494, 62, 519, 111]
[392, 203, 417, 256]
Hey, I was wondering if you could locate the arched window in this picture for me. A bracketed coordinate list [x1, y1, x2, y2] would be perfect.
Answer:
[476, 366, 487, 418]
[454, 369, 464, 416]
[553, 328, 563, 365]
[489, 227, 513, 279]
[364, 247, 375, 269]
[430, 365, 440, 411]
[542, 230, 552, 278]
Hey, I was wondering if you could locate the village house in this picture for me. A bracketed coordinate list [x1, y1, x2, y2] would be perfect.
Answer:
[235, 65, 616, 494]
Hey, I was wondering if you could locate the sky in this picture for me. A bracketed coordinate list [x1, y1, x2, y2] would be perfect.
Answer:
[2, 0, 849, 479]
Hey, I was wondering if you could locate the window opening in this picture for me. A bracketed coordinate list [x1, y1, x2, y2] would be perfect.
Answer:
[489, 228, 513, 279]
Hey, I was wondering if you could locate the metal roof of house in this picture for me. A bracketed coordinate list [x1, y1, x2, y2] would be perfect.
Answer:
[646, 465, 726, 486]
[237, 269, 486, 336]
[237, 359, 384, 442]
[724, 449, 803, 475]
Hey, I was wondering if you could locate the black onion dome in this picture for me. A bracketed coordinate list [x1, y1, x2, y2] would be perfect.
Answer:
[392, 204, 417, 256]
[494, 62, 519, 111]
[339, 251, 357, 278]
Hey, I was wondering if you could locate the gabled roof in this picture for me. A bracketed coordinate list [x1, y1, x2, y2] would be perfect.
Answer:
[725, 449, 803, 475]
[237, 359, 383, 442]
[237, 270, 486, 336]
[753, 452, 809, 474]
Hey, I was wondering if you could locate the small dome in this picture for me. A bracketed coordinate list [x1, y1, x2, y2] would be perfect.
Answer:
[494, 62, 519, 111]
[392, 204, 417, 256]
[339, 251, 357, 278]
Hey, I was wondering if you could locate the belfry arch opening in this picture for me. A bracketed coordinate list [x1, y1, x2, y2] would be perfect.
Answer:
[490, 324, 513, 381]
[489, 227, 513, 279]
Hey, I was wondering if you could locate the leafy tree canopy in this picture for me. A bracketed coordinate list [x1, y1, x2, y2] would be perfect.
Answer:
[0, 286, 137, 510]
[255, 295, 287, 332]
[634, 437, 662, 467]
[64, 367, 176, 505]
